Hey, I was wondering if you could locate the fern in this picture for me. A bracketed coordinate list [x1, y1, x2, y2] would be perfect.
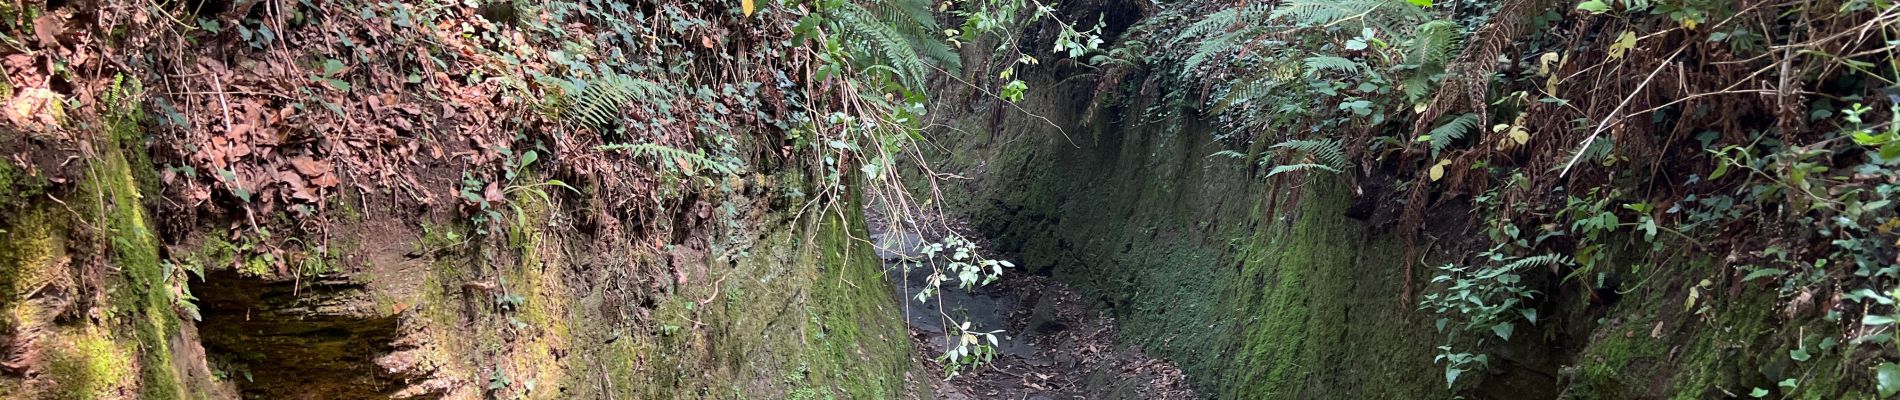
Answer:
[831, 0, 958, 89]
[1270, 138, 1352, 171]
[1183, 35, 1235, 73]
[1210, 77, 1287, 114]
[1302, 55, 1363, 77]
[597, 143, 737, 175]
[1408, 20, 1464, 67]
[1427, 113, 1481, 156]
[1172, 7, 1241, 46]
[1267, 163, 1343, 177]
[1171, 3, 1273, 45]
[1503, 254, 1572, 272]
[1271, 0, 1416, 27]
[1207, 150, 1251, 160]
[549, 73, 668, 130]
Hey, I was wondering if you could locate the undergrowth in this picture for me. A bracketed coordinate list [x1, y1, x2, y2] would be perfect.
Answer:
[1113, 0, 1900, 395]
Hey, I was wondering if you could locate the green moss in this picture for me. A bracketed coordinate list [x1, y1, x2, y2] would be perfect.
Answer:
[0, 108, 186, 399]
[45, 329, 136, 400]
[924, 101, 1441, 398]
[0, 160, 48, 210]
[797, 196, 910, 399]
[83, 96, 190, 400]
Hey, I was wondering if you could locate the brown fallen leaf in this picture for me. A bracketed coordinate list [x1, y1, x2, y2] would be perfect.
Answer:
[288, 155, 328, 176]
[483, 181, 504, 204]
[32, 13, 61, 45]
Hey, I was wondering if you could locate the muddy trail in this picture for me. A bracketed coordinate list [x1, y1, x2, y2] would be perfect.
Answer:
[868, 228, 1195, 400]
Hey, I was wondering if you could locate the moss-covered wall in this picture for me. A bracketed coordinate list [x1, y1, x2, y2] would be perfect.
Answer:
[0, 125, 228, 400]
[560, 190, 914, 399]
[3, 106, 914, 400]
[918, 74, 1441, 397]
[168, 174, 915, 399]
[924, 55, 1871, 399]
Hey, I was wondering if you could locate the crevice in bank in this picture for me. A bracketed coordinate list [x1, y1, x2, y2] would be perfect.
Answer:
[192, 270, 421, 399]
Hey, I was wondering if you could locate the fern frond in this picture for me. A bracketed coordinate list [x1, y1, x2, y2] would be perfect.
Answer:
[1183, 33, 1241, 73]
[552, 73, 668, 130]
[1428, 113, 1481, 155]
[1302, 55, 1363, 77]
[1270, 138, 1351, 170]
[1409, 20, 1464, 67]
[1207, 150, 1251, 160]
[835, 2, 934, 88]
[598, 143, 737, 175]
[1271, 0, 1402, 26]
[1171, 3, 1273, 45]
[1210, 72, 1294, 113]
[1272, 0, 1431, 35]
[1173, 7, 1241, 45]
[1503, 254, 1571, 271]
[864, 0, 960, 68]
[1267, 163, 1343, 177]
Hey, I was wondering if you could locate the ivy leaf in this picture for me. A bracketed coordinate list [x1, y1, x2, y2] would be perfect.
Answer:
[1492, 323, 1514, 340]
[1608, 31, 1637, 59]
[1709, 158, 1731, 180]
[1445, 368, 1463, 388]
[1346, 38, 1368, 50]
[519, 150, 538, 170]
[1879, 363, 1900, 398]
[1000, 80, 1028, 102]
[1577, 0, 1611, 13]
[1748, 388, 1769, 398]
[1790, 348, 1810, 362]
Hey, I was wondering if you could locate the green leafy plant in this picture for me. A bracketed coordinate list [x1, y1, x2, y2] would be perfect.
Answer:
[1419, 247, 1567, 388]
[458, 148, 577, 236]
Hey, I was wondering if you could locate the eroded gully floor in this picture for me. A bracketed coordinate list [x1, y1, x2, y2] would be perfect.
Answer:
[869, 228, 1196, 400]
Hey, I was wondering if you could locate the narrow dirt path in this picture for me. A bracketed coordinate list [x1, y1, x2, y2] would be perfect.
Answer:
[869, 225, 1195, 399]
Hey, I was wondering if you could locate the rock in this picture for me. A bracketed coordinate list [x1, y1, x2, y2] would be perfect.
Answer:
[1055, 353, 1080, 369]
[1026, 294, 1067, 334]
